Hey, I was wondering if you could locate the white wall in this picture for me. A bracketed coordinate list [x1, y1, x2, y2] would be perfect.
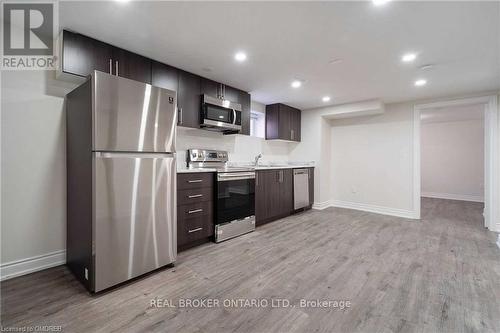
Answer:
[329, 103, 415, 215]
[421, 118, 484, 202]
[288, 110, 331, 205]
[288, 100, 385, 207]
[292, 94, 498, 219]
[1, 70, 76, 268]
[176, 127, 293, 169]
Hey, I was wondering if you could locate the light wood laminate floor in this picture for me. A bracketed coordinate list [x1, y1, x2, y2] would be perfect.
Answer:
[1, 198, 499, 333]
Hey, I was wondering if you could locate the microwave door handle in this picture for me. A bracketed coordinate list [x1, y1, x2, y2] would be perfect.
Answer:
[232, 109, 236, 124]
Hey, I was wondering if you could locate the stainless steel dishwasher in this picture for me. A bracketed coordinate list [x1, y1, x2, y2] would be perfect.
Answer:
[293, 169, 310, 210]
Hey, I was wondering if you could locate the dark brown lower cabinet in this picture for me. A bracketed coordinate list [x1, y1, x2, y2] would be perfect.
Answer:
[177, 173, 215, 251]
[255, 169, 293, 226]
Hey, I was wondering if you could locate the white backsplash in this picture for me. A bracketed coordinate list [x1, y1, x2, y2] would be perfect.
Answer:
[176, 127, 294, 169]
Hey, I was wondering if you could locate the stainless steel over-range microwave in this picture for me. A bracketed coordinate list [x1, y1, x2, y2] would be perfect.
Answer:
[200, 94, 242, 133]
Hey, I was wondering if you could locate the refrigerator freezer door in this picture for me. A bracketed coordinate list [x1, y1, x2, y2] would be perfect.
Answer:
[93, 152, 176, 292]
[93, 71, 177, 153]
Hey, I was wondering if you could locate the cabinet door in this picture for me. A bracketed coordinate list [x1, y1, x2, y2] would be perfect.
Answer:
[278, 105, 292, 140]
[255, 170, 280, 226]
[265, 104, 280, 140]
[62, 30, 113, 77]
[308, 168, 314, 205]
[200, 78, 220, 98]
[113, 48, 151, 83]
[290, 107, 301, 142]
[239, 91, 251, 136]
[278, 169, 294, 215]
[223, 85, 239, 102]
[178, 70, 201, 128]
[151, 61, 178, 92]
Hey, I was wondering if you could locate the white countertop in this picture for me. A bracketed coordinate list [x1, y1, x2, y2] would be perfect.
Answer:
[177, 163, 315, 173]
[177, 168, 218, 173]
[254, 164, 314, 170]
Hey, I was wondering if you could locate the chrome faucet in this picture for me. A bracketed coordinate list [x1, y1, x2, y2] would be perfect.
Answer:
[254, 153, 262, 166]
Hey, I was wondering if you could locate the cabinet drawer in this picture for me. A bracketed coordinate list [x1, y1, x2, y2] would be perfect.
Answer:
[177, 214, 214, 246]
[177, 173, 214, 190]
[178, 201, 213, 220]
[178, 187, 213, 206]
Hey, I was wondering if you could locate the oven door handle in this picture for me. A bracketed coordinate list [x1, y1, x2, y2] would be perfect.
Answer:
[218, 172, 255, 181]
[232, 109, 236, 125]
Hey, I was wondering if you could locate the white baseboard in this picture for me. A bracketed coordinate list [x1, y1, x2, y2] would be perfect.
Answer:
[421, 192, 484, 203]
[322, 199, 419, 219]
[312, 200, 332, 210]
[0, 250, 66, 281]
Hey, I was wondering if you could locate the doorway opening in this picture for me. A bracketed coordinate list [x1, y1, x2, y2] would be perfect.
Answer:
[413, 96, 498, 231]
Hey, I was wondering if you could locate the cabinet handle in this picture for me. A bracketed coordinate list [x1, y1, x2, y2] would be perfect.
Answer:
[109, 59, 112, 74]
[188, 227, 203, 233]
[308, 169, 311, 179]
[178, 107, 183, 124]
[115, 60, 118, 76]
[188, 208, 203, 214]
[256, 173, 258, 187]
[280, 170, 284, 183]
[188, 179, 203, 183]
[291, 129, 294, 140]
[188, 194, 203, 198]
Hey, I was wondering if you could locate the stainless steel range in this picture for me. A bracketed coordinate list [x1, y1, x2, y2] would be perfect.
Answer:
[187, 149, 255, 242]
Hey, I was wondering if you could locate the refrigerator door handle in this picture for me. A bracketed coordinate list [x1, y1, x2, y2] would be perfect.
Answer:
[95, 152, 175, 159]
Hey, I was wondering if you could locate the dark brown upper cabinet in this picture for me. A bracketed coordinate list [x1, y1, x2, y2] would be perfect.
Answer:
[112, 48, 151, 84]
[60, 30, 251, 134]
[239, 90, 251, 136]
[265, 103, 301, 142]
[62, 30, 113, 77]
[61, 30, 151, 84]
[178, 70, 201, 129]
[223, 85, 239, 102]
[151, 61, 179, 92]
[200, 78, 221, 98]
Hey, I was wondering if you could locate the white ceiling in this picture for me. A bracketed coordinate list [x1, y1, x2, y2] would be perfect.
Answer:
[421, 104, 485, 124]
[60, 1, 500, 110]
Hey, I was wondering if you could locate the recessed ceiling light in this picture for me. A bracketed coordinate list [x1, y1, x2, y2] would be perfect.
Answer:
[415, 79, 427, 87]
[419, 64, 434, 70]
[328, 58, 343, 65]
[322, 96, 331, 102]
[291, 80, 302, 88]
[402, 53, 417, 63]
[372, 0, 391, 6]
[234, 52, 247, 62]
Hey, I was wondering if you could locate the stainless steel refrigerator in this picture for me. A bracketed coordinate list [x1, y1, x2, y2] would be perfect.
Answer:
[66, 71, 177, 292]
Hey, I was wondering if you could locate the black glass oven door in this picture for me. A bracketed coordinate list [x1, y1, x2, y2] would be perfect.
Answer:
[217, 178, 255, 224]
